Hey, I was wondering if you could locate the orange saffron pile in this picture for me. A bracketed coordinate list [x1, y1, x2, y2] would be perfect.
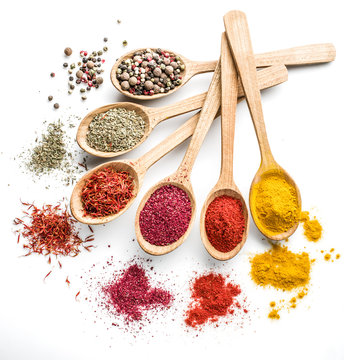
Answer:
[81, 167, 134, 218]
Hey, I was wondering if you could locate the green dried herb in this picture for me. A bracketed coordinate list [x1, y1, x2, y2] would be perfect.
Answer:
[86, 108, 145, 153]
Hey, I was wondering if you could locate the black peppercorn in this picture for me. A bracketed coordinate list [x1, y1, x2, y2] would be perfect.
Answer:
[54, 103, 59, 109]
[76, 79, 81, 84]
[104, 37, 108, 42]
[63, 63, 68, 68]
[48, 95, 53, 101]
[69, 76, 74, 81]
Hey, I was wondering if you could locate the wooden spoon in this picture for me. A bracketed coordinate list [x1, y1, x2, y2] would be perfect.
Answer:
[135, 57, 223, 256]
[200, 33, 249, 261]
[224, 10, 301, 241]
[110, 44, 335, 100]
[70, 64, 288, 225]
[76, 92, 207, 158]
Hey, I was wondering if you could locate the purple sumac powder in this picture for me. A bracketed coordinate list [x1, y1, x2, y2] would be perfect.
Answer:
[139, 184, 192, 246]
[103, 264, 173, 322]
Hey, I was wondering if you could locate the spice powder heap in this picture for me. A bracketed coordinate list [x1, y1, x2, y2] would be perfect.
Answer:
[250, 244, 311, 291]
[205, 195, 246, 253]
[185, 273, 244, 328]
[102, 264, 173, 322]
[250, 170, 300, 236]
[14, 201, 93, 257]
[86, 108, 145, 153]
[81, 167, 134, 218]
[300, 211, 322, 242]
[139, 185, 192, 246]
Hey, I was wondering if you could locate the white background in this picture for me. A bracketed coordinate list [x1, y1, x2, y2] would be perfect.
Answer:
[1, 0, 344, 359]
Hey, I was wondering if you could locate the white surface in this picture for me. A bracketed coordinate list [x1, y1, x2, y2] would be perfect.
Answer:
[1, 0, 344, 359]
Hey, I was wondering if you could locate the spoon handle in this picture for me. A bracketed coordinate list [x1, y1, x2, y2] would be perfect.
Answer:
[137, 64, 287, 173]
[219, 33, 238, 187]
[255, 43, 336, 67]
[188, 60, 218, 77]
[147, 92, 207, 128]
[224, 10, 274, 165]
[176, 59, 221, 179]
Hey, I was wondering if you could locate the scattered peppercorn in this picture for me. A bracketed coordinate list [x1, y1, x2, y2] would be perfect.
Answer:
[64, 47, 72, 56]
[81, 95, 87, 101]
[54, 103, 59, 109]
[103, 46, 108, 52]
[122, 40, 128, 47]
[50, 72, 55, 78]
[104, 37, 108, 42]
[48, 95, 53, 101]
[117, 19, 121, 24]
[63, 63, 68, 68]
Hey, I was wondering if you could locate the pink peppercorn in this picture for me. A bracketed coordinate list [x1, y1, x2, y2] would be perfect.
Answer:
[102, 59, 105, 63]
[139, 185, 192, 246]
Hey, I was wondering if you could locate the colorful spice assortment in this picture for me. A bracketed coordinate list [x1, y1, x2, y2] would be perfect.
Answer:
[86, 108, 145, 152]
[116, 48, 185, 96]
[139, 185, 192, 246]
[185, 273, 245, 328]
[102, 263, 173, 322]
[250, 171, 301, 236]
[205, 195, 245, 253]
[300, 211, 322, 242]
[81, 168, 134, 218]
[250, 244, 311, 290]
[14, 201, 93, 257]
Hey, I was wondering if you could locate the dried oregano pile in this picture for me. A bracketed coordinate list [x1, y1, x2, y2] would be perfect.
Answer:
[86, 108, 145, 152]
[21, 116, 86, 186]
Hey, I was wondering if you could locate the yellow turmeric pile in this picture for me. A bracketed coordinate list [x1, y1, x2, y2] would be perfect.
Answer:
[250, 244, 310, 290]
[300, 211, 322, 242]
[250, 170, 301, 237]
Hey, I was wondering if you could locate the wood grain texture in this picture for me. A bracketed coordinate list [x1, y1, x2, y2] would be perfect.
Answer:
[224, 10, 301, 241]
[200, 33, 249, 261]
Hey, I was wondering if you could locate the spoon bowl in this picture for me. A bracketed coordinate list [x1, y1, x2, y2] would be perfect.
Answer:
[200, 187, 249, 261]
[249, 165, 301, 241]
[70, 160, 141, 225]
[135, 178, 196, 255]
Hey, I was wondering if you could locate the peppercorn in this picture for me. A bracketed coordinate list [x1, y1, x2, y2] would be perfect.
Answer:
[104, 37, 108, 42]
[80, 88, 86, 93]
[103, 46, 108, 52]
[76, 79, 81, 84]
[50, 72, 55, 78]
[54, 103, 59, 109]
[68, 69, 73, 74]
[86, 87, 91, 91]
[117, 19, 121, 24]
[97, 50, 103, 56]
[48, 95, 53, 101]
[70, 63, 76, 70]
[81, 95, 87, 100]
[69, 76, 74, 81]
[87, 61, 94, 69]
[70, 84, 75, 90]
[96, 77, 103, 85]
[64, 47, 72, 56]
[76, 70, 83, 79]
[63, 63, 68, 68]
[122, 40, 128, 47]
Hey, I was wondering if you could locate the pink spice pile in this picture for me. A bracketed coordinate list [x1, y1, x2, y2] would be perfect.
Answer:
[102, 264, 173, 322]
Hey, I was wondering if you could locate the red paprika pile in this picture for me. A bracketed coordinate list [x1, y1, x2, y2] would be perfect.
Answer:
[205, 195, 245, 253]
[185, 272, 243, 328]
[81, 167, 134, 218]
[103, 264, 173, 322]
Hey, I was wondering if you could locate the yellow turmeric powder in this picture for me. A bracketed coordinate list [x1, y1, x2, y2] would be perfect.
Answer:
[300, 211, 322, 242]
[250, 170, 301, 237]
[250, 244, 310, 290]
[268, 308, 280, 319]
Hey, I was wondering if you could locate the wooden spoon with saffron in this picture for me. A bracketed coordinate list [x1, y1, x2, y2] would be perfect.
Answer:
[200, 33, 249, 261]
[70, 64, 288, 225]
[76, 92, 207, 158]
[224, 10, 301, 240]
[111, 44, 335, 100]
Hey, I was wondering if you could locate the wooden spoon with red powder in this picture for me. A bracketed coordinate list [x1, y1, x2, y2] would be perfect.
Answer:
[200, 33, 249, 261]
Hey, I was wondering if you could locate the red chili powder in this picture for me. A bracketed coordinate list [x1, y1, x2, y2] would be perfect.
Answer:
[185, 273, 241, 328]
[81, 167, 134, 218]
[103, 264, 173, 322]
[139, 185, 192, 246]
[205, 195, 245, 253]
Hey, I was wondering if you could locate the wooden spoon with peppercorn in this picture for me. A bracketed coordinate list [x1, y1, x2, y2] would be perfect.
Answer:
[71, 64, 288, 225]
[200, 33, 249, 261]
[111, 44, 335, 100]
